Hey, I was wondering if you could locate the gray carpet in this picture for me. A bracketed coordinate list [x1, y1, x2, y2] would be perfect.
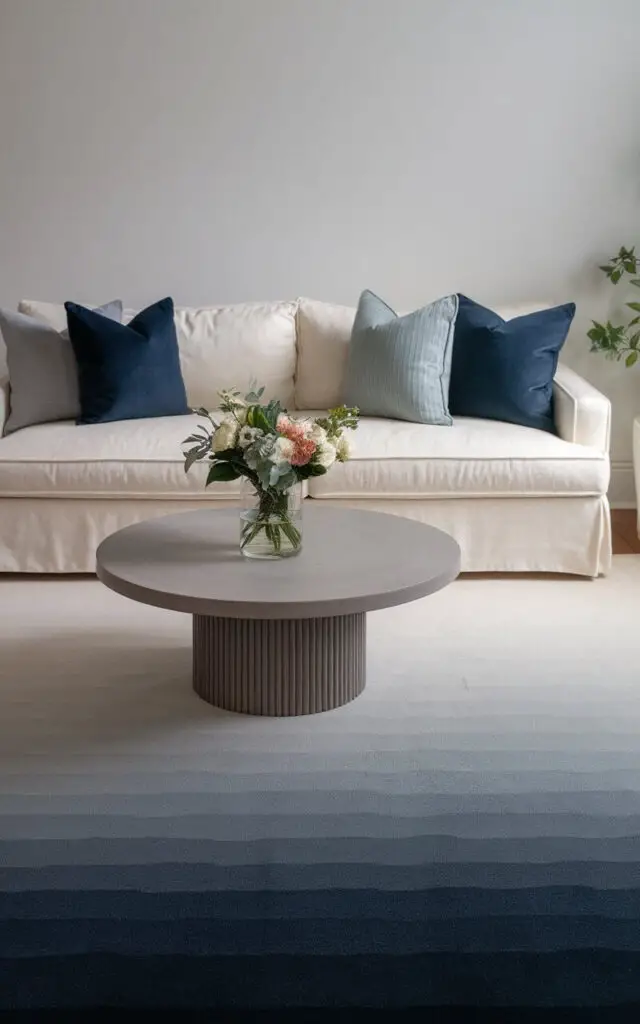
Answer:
[1, 560, 639, 1012]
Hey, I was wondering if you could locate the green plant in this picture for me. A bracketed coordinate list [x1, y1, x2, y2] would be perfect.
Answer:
[588, 245, 640, 367]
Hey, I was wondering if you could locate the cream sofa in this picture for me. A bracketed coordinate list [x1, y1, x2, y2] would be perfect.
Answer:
[0, 296, 612, 575]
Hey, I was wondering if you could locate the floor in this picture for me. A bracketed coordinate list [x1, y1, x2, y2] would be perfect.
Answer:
[611, 508, 640, 554]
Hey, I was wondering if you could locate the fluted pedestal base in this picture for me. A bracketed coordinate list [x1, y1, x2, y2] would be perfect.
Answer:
[192, 613, 366, 716]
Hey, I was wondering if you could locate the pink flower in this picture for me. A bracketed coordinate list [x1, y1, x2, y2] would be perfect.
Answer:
[276, 414, 315, 464]
[278, 415, 307, 442]
[290, 437, 317, 466]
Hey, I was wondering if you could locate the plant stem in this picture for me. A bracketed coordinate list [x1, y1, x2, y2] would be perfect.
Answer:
[240, 487, 302, 556]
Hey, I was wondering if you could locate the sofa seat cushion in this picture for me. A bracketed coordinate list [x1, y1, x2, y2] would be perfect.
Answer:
[0, 415, 307, 500]
[300, 413, 609, 499]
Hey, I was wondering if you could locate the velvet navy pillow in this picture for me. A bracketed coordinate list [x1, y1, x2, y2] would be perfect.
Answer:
[65, 296, 188, 425]
[449, 295, 576, 433]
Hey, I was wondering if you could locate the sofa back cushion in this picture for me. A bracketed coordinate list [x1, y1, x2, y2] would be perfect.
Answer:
[19, 299, 297, 411]
[295, 297, 554, 410]
[295, 298, 355, 409]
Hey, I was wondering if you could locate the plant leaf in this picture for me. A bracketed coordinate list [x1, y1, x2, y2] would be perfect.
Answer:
[625, 351, 639, 368]
[184, 448, 204, 473]
[627, 302, 640, 313]
[182, 433, 210, 445]
[206, 462, 241, 485]
[250, 407, 273, 433]
[610, 268, 623, 284]
[263, 398, 282, 430]
[587, 322, 606, 342]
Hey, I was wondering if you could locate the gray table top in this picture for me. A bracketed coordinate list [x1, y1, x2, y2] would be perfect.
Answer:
[96, 507, 461, 619]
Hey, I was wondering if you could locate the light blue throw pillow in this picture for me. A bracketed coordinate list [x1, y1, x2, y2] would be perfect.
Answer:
[342, 290, 458, 425]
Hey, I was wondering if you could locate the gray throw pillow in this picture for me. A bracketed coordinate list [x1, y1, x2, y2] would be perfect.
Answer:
[342, 290, 458, 425]
[0, 300, 123, 434]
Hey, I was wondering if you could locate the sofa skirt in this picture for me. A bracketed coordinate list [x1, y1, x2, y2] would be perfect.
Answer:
[0, 495, 612, 576]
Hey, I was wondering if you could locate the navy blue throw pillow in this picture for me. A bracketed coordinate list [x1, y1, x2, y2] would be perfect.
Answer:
[449, 295, 576, 433]
[65, 296, 188, 425]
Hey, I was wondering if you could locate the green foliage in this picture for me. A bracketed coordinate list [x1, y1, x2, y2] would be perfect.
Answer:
[315, 405, 360, 439]
[181, 385, 360, 508]
[206, 462, 241, 485]
[598, 246, 638, 282]
[246, 398, 282, 434]
[182, 424, 212, 473]
[590, 245, 640, 365]
[295, 462, 328, 480]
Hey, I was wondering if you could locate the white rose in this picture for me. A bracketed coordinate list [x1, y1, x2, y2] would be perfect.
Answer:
[274, 436, 294, 462]
[335, 435, 350, 462]
[316, 442, 337, 469]
[212, 416, 239, 452]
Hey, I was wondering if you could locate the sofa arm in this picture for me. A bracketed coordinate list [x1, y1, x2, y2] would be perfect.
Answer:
[553, 362, 611, 452]
[0, 376, 9, 435]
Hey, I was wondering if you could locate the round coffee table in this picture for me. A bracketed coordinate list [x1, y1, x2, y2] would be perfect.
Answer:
[96, 507, 460, 716]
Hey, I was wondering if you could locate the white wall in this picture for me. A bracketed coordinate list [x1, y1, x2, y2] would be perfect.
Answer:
[1, 0, 639, 501]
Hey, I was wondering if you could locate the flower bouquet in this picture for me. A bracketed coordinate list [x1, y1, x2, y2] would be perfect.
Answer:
[182, 386, 359, 559]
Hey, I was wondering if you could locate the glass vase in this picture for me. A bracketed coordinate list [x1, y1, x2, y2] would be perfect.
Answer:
[239, 480, 303, 560]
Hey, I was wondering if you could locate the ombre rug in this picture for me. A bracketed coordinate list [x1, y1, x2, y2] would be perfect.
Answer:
[1, 559, 640, 1016]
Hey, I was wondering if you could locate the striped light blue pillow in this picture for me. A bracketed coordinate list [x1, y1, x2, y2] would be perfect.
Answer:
[342, 290, 458, 425]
